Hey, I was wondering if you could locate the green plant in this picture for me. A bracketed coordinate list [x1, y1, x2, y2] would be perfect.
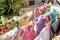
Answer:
[0, 0, 25, 16]
[11, 21, 18, 29]
[1, 16, 7, 27]
[0, 0, 5, 16]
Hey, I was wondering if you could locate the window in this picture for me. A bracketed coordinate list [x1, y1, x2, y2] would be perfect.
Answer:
[29, 0, 35, 5]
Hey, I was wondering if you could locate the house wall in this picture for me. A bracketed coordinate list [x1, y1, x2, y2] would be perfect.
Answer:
[24, 0, 42, 6]
[24, 0, 29, 6]
[24, 0, 55, 6]
[35, 0, 42, 5]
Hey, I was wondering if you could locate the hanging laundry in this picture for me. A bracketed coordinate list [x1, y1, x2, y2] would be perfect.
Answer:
[34, 27, 50, 40]
[33, 15, 46, 35]
[50, 9, 57, 24]
[13, 16, 20, 21]
[44, 4, 51, 12]
[18, 15, 29, 27]
[34, 24, 50, 40]
[44, 5, 48, 10]
[33, 8, 42, 18]
[34, 17, 51, 40]
[50, 18, 60, 40]
[0, 27, 18, 40]
[18, 21, 36, 40]
[26, 11, 34, 21]
[40, 6, 47, 14]
[26, 11, 33, 18]
[33, 5, 50, 18]
[51, 19, 59, 32]
[40, 5, 50, 14]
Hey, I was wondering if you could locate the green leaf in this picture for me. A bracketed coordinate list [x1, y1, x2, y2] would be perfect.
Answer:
[1, 16, 6, 27]
[0, 0, 26, 16]
[0, 0, 4, 3]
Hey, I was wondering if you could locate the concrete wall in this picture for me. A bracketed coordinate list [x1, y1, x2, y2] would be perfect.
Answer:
[24, 0, 55, 6]
[24, 0, 29, 6]
[24, 0, 42, 6]
[35, 0, 42, 5]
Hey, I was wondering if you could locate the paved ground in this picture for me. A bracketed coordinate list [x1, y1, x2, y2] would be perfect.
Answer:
[19, 2, 44, 15]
